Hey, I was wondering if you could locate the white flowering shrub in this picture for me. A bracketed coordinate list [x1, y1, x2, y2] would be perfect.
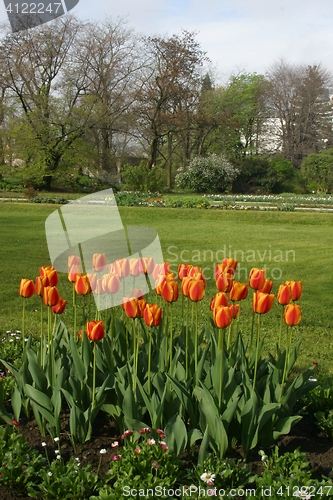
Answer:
[175, 154, 239, 193]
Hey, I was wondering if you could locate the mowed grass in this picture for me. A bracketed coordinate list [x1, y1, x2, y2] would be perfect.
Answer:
[1, 203, 333, 374]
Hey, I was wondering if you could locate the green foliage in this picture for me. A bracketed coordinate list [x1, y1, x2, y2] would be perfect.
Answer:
[269, 157, 296, 193]
[300, 149, 333, 193]
[93, 434, 181, 499]
[31, 455, 101, 499]
[256, 446, 332, 499]
[0, 426, 46, 492]
[176, 154, 238, 193]
[191, 454, 252, 490]
[121, 162, 166, 192]
[232, 157, 276, 193]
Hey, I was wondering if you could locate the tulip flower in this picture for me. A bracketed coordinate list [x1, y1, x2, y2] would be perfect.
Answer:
[19, 278, 35, 350]
[258, 279, 274, 294]
[188, 279, 205, 302]
[19, 278, 35, 298]
[213, 305, 232, 330]
[35, 276, 49, 296]
[285, 280, 302, 301]
[92, 253, 107, 272]
[114, 258, 130, 278]
[129, 258, 141, 276]
[143, 303, 162, 327]
[130, 288, 144, 299]
[161, 280, 178, 303]
[86, 320, 105, 409]
[87, 273, 97, 292]
[68, 255, 81, 271]
[122, 297, 139, 318]
[68, 264, 81, 283]
[140, 257, 154, 274]
[215, 259, 238, 278]
[284, 303, 302, 326]
[40, 265, 55, 277]
[248, 268, 266, 290]
[86, 320, 105, 341]
[228, 281, 248, 302]
[188, 266, 202, 278]
[137, 298, 147, 318]
[181, 276, 192, 297]
[277, 284, 292, 305]
[253, 292, 275, 314]
[216, 271, 233, 293]
[229, 303, 240, 319]
[52, 298, 67, 314]
[75, 274, 92, 296]
[210, 292, 228, 310]
[43, 286, 60, 307]
[178, 263, 192, 280]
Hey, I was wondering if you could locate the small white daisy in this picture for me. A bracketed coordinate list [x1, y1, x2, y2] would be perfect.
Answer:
[200, 472, 216, 484]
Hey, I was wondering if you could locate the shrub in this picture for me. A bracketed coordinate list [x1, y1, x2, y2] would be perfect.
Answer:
[121, 162, 166, 192]
[175, 154, 239, 193]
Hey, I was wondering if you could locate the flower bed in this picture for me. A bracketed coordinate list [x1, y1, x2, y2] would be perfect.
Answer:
[0, 256, 333, 498]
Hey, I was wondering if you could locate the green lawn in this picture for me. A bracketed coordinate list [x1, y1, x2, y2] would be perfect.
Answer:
[1, 203, 333, 374]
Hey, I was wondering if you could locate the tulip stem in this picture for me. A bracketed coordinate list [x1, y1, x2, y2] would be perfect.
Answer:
[227, 320, 233, 350]
[169, 303, 173, 373]
[22, 299, 26, 351]
[280, 326, 292, 402]
[278, 306, 284, 349]
[194, 301, 199, 379]
[40, 300, 44, 365]
[219, 328, 224, 409]
[250, 302, 256, 350]
[148, 326, 152, 396]
[92, 341, 96, 409]
[252, 313, 261, 389]
[73, 284, 77, 341]
[185, 297, 189, 380]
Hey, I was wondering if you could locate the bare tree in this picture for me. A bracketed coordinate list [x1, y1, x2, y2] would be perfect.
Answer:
[267, 60, 333, 165]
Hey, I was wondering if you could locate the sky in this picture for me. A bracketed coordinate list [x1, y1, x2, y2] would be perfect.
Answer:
[1, 0, 333, 83]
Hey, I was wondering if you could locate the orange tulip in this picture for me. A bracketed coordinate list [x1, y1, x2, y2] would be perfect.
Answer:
[188, 266, 202, 278]
[277, 284, 292, 305]
[43, 286, 60, 307]
[213, 305, 232, 329]
[178, 264, 192, 280]
[75, 275, 92, 295]
[152, 262, 171, 280]
[253, 292, 275, 314]
[210, 292, 228, 310]
[106, 274, 121, 294]
[19, 279, 35, 298]
[216, 272, 233, 293]
[284, 303, 302, 326]
[92, 253, 107, 272]
[229, 303, 240, 319]
[140, 257, 154, 274]
[143, 303, 162, 327]
[129, 258, 141, 276]
[67, 255, 81, 272]
[161, 280, 179, 303]
[188, 279, 205, 302]
[181, 276, 192, 297]
[248, 268, 266, 290]
[285, 280, 302, 301]
[39, 265, 55, 277]
[122, 297, 139, 318]
[228, 281, 248, 302]
[52, 298, 67, 314]
[258, 279, 273, 294]
[114, 258, 130, 278]
[86, 320, 105, 341]
[35, 276, 49, 296]
[130, 288, 144, 299]
[68, 264, 81, 283]
[137, 298, 147, 318]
